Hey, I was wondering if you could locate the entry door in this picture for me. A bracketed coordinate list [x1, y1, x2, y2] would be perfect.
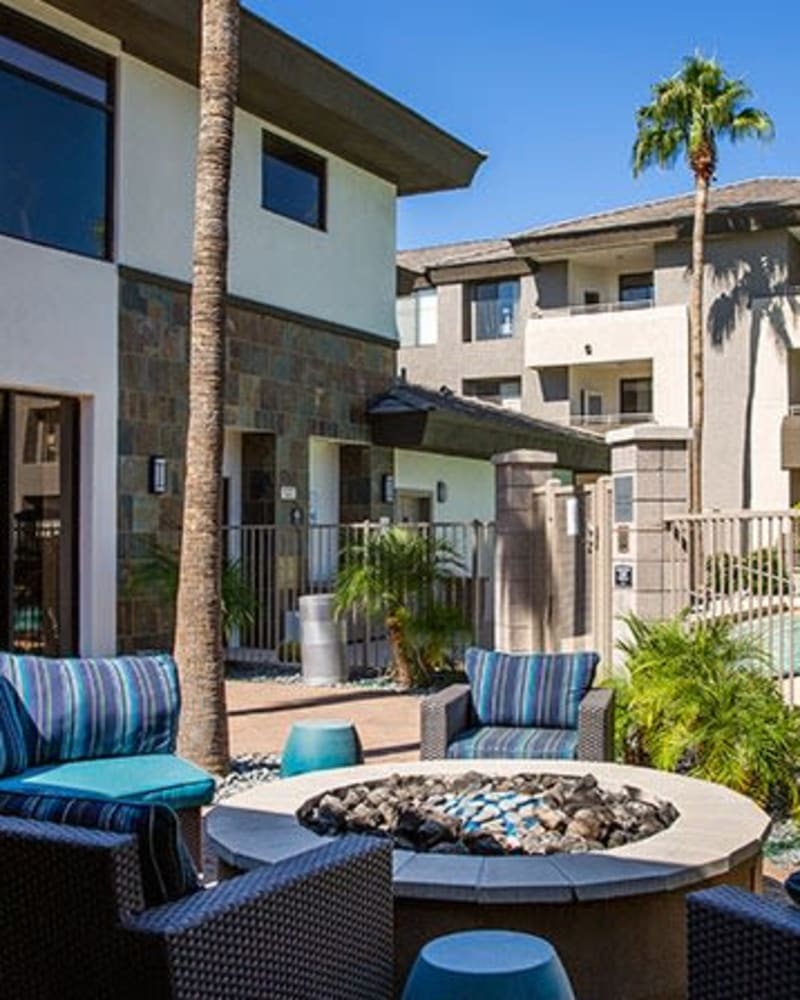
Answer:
[0, 391, 79, 654]
[396, 492, 432, 523]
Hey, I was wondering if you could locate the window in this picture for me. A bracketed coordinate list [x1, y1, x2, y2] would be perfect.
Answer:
[465, 279, 519, 341]
[618, 272, 654, 303]
[262, 131, 326, 230]
[0, 8, 113, 259]
[396, 288, 438, 346]
[620, 377, 653, 415]
[463, 377, 521, 410]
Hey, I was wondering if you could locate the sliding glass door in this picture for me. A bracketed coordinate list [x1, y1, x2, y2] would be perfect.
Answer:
[0, 391, 79, 654]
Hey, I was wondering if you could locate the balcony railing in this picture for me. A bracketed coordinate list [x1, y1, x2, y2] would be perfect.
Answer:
[565, 411, 654, 431]
[531, 299, 655, 319]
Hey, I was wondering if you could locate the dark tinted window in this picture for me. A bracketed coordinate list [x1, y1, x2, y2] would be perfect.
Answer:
[0, 9, 112, 259]
[262, 132, 325, 230]
[619, 272, 654, 302]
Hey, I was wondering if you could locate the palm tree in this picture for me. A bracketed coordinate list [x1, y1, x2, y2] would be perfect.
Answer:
[334, 525, 464, 688]
[632, 54, 773, 513]
[173, 0, 240, 774]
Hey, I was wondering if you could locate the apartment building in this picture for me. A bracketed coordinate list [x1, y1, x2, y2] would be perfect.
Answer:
[0, 0, 482, 656]
[398, 178, 800, 512]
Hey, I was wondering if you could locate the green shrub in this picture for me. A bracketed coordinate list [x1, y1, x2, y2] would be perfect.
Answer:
[706, 546, 790, 596]
[615, 612, 800, 814]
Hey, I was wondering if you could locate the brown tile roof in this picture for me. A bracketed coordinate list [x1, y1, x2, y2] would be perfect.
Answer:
[511, 177, 800, 242]
[397, 238, 515, 273]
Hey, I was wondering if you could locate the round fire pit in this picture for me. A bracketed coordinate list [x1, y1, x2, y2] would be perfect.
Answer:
[207, 760, 769, 1000]
[298, 771, 679, 856]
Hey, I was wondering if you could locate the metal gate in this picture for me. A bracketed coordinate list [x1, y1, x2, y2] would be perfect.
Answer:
[530, 476, 613, 669]
[664, 510, 800, 702]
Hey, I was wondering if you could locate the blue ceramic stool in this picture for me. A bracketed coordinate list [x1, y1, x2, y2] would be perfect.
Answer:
[280, 719, 364, 778]
[402, 930, 575, 1000]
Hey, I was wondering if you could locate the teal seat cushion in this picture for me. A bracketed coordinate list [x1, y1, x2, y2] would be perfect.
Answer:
[0, 753, 215, 811]
[446, 725, 578, 760]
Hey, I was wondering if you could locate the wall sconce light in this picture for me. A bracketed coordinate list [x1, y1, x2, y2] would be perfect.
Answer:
[584, 343, 593, 356]
[436, 480, 448, 504]
[381, 473, 395, 504]
[148, 456, 168, 495]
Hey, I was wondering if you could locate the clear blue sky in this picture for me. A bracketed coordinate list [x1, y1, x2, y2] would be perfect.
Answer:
[247, 1, 799, 250]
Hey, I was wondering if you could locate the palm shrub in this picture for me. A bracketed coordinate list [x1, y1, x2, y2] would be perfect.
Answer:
[128, 543, 257, 642]
[334, 525, 466, 687]
[615, 613, 800, 814]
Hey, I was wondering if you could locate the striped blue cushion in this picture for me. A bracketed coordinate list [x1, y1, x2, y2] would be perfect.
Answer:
[0, 791, 200, 907]
[0, 654, 180, 766]
[464, 647, 598, 729]
[446, 725, 578, 760]
[0, 678, 27, 776]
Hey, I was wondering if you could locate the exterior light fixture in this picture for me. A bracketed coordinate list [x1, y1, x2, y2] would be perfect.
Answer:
[436, 480, 448, 503]
[148, 456, 168, 495]
[584, 344, 593, 356]
[381, 473, 395, 504]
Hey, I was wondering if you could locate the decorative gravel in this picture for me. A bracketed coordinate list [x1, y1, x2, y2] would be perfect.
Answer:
[765, 818, 800, 869]
[215, 753, 282, 801]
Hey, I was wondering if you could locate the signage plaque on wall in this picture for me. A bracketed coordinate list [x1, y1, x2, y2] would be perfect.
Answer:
[614, 563, 634, 588]
[280, 485, 297, 501]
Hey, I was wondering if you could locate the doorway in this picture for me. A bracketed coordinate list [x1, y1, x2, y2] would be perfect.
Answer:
[396, 491, 433, 523]
[0, 391, 79, 654]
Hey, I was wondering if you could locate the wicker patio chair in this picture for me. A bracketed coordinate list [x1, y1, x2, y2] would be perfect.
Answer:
[420, 648, 614, 762]
[687, 884, 800, 999]
[0, 815, 393, 1000]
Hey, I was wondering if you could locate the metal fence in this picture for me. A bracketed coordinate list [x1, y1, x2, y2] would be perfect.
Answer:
[223, 520, 495, 670]
[664, 510, 800, 699]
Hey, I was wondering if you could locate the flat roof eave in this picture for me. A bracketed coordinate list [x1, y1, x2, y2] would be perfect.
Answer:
[43, 0, 485, 195]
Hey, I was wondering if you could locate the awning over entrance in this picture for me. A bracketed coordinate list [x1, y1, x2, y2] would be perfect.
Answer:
[367, 383, 610, 473]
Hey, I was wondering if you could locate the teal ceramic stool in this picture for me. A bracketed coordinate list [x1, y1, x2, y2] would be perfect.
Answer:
[280, 719, 364, 778]
[402, 930, 575, 1000]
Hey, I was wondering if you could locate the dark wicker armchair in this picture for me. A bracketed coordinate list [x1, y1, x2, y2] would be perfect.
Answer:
[687, 885, 800, 999]
[420, 648, 614, 762]
[0, 815, 393, 1000]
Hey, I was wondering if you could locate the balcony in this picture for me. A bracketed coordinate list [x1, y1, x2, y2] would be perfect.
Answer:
[564, 411, 654, 434]
[531, 299, 654, 319]
[524, 302, 686, 369]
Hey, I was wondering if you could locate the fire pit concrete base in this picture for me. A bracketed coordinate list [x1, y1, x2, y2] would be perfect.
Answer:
[207, 760, 769, 1000]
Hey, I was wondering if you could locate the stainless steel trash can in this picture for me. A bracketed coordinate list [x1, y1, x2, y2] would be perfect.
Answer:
[299, 593, 346, 686]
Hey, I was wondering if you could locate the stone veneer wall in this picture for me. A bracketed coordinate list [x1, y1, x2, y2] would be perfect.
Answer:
[117, 271, 395, 653]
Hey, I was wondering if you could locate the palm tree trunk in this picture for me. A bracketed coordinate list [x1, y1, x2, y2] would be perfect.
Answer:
[174, 0, 239, 775]
[689, 174, 709, 514]
[386, 614, 413, 688]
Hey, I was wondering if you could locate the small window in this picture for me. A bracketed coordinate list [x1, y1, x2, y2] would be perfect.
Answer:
[462, 377, 521, 409]
[620, 377, 653, 416]
[619, 272, 654, 303]
[465, 279, 519, 341]
[262, 132, 326, 230]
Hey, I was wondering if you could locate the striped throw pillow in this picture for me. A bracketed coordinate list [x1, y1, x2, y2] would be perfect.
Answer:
[0, 791, 200, 907]
[465, 648, 598, 729]
[0, 678, 27, 776]
[0, 654, 180, 766]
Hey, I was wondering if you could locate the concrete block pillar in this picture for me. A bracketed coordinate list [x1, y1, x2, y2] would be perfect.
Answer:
[607, 426, 691, 661]
[492, 449, 557, 652]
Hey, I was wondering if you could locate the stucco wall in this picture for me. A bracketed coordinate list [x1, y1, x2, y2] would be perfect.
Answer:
[656, 230, 792, 508]
[117, 57, 397, 339]
[394, 450, 495, 523]
[0, 235, 118, 654]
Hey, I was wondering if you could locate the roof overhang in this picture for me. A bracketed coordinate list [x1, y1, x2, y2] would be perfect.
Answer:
[368, 387, 610, 473]
[511, 207, 800, 260]
[44, 0, 485, 195]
